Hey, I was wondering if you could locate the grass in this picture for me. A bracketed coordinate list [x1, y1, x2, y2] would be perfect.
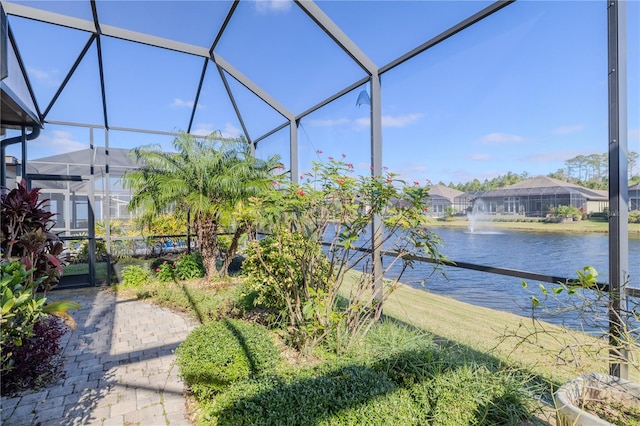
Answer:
[62, 262, 109, 280]
[429, 217, 640, 235]
[109, 265, 639, 425]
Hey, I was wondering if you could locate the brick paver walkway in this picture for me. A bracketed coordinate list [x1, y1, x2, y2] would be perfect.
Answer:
[1, 287, 198, 425]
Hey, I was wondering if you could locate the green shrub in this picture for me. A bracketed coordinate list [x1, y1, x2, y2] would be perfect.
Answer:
[174, 252, 205, 280]
[1, 181, 65, 291]
[1, 316, 66, 395]
[154, 260, 175, 282]
[1, 261, 48, 373]
[176, 319, 279, 399]
[629, 209, 640, 224]
[242, 231, 332, 336]
[121, 265, 152, 287]
[199, 354, 533, 426]
[205, 365, 396, 426]
[76, 239, 108, 263]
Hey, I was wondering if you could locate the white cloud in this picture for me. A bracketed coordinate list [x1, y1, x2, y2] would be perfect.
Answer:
[191, 124, 215, 137]
[306, 118, 350, 127]
[170, 98, 196, 109]
[221, 123, 242, 139]
[469, 153, 492, 161]
[26, 66, 60, 86]
[354, 117, 370, 129]
[255, 0, 292, 14]
[354, 113, 424, 130]
[33, 130, 85, 154]
[552, 124, 584, 135]
[479, 132, 525, 144]
[382, 113, 424, 128]
[190, 122, 242, 139]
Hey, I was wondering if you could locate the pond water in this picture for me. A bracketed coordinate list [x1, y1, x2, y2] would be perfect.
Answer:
[381, 226, 640, 331]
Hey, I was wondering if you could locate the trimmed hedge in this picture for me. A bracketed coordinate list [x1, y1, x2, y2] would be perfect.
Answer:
[176, 319, 279, 399]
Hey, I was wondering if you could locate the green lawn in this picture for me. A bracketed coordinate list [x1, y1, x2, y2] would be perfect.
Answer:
[63, 262, 109, 280]
[429, 217, 640, 235]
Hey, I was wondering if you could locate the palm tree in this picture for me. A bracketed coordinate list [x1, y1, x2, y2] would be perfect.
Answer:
[123, 132, 281, 279]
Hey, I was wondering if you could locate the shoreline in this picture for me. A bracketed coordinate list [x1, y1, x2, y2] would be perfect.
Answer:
[426, 217, 640, 235]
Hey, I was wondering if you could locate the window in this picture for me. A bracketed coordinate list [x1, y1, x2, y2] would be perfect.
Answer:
[504, 197, 520, 214]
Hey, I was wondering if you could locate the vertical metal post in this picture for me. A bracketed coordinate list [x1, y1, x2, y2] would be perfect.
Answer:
[20, 127, 27, 187]
[370, 75, 383, 301]
[104, 129, 112, 285]
[290, 119, 299, 184]
[607, 0, 628, 380]
[88, 128, 96, 286]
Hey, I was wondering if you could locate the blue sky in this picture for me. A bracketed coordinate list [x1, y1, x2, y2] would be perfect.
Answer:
[3, 0, 639, 186]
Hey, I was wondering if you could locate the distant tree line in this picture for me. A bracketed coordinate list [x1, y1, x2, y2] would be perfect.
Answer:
[443, 151, 639, 192]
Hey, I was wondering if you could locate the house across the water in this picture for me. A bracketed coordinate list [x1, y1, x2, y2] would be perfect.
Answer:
[453, 176, 609, 218]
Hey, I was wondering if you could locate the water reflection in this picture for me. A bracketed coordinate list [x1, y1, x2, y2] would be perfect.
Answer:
[380, 227, 638, 331]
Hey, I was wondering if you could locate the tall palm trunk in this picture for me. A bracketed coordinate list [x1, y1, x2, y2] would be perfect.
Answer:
[197, 216, 219, 280]
[219, 222, 248, 278]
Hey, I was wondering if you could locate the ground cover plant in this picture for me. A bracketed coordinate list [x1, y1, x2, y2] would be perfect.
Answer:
[1, 315, 67, 395]
[178, 316, 537, 426]
[113, 273, 545, 425]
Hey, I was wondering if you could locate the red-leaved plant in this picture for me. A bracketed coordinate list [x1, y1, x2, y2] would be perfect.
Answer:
[1, 180, 65, 292]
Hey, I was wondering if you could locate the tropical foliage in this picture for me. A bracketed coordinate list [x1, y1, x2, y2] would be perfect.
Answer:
[1, 180, 65, 291]
[1, 183, 80, 393]
[123, 132, 282, 279]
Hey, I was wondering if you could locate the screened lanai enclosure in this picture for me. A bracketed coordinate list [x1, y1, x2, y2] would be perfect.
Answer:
[1, 0, 638, 379]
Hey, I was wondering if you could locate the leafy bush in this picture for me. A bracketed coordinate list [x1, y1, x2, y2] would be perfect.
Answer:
[629, 209, 640, 224]
[121, 265, 152, 287]
[1, 316, 66, 395]
[198, 356, 533, 425]
[75, 239, 108, 263]
[246, 157, 444, 353]
[1, 261, 48, 372]
[555, 204, 581, 219]
[1, 180, 65, 291]
[174, 252, 205, 281]
[155, 260, 175, 282]
[243, 231, 331, 331]
[176, 319, 279, 399]
[207, 365, 396, 426]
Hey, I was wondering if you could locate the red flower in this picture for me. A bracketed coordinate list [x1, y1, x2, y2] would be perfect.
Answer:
[297, 189, 305, 196]
[338, 178, 345, 185]
[386, 178, 392, 183]
[275, 164, 284, 169]
[414, 181, 420, 186]
[346, 163, 353, 169]
[271, 181, 278, 186]
[300, 175, 304, 180]
[156, 268, 160, 272]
